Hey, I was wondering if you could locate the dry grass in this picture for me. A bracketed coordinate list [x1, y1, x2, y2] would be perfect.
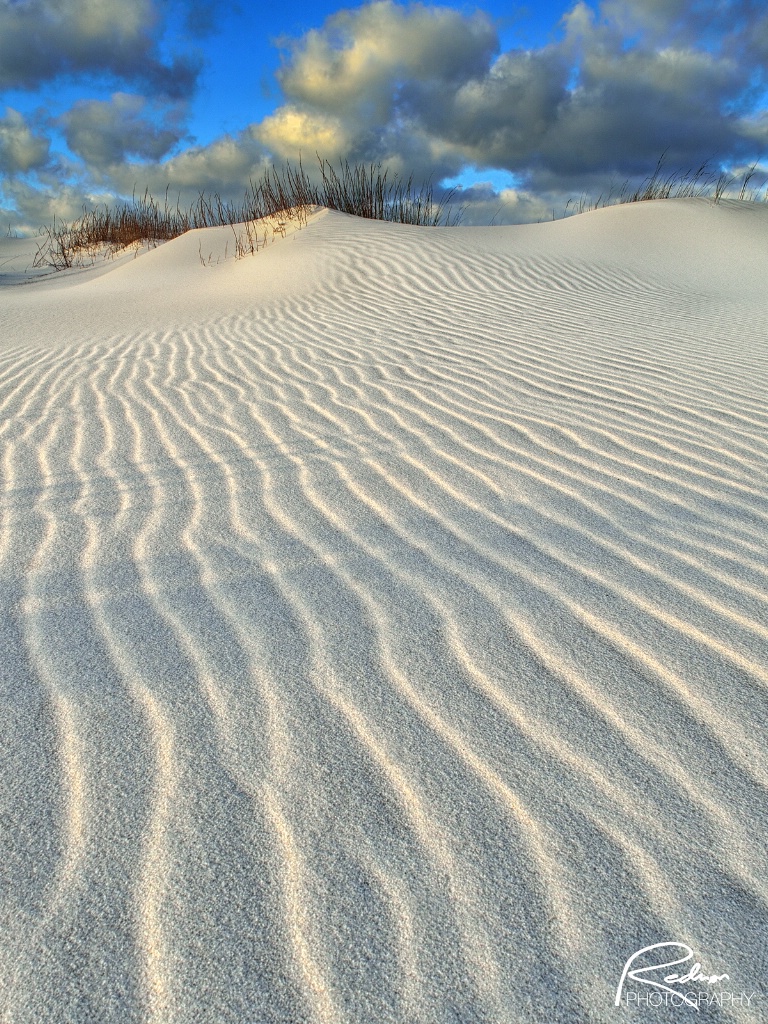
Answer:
[229, 205, 313, 260]
[33, 153, 766, 264]
[32, 157, 460, 270]
[561, 156, 768, 219]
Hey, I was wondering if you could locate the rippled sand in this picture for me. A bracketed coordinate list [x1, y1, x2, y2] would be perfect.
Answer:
[1, 200, 767, 1023]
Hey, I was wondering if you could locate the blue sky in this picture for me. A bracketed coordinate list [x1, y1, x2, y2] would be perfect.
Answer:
[3, 3, 572, 146]
[1, 0, 767, 230]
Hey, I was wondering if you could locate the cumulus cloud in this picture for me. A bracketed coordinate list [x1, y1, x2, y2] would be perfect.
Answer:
[0, 175, 118, 235]
[259, 0, 767, 190]
[0, 124, 269, 235]
[61, 94, 186, 167]
[3, 0, 768, 231]
[599, 0, 759, 52]
[0, 107, 49, 174]
[257, 107, 352, 163]
[0, 0, 200, 96]
[276, 2, 496, 115]
[450, 181, 555, 225]
[260, 2, 497, 171]
[103, 128, 268, 199]
[524, 41, 751, 179]
[408, 47, 571, 170]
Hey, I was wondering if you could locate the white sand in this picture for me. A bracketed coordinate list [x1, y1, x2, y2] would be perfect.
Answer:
[0, 200, 766, 1023]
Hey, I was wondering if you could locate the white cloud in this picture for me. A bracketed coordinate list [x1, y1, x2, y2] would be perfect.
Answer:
[256, 107, 352, 162]
[277, 1, 496, 115]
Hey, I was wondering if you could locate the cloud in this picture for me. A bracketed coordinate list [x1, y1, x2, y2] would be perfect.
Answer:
[450, 181, 555, 225]
[3, 0, 768, 231]
[0, 176, 115, 234]
[525, 46, 750, 179]
[103, 128, 268, 198]
[260, 0, 768, 191]
[0, 107, 49, 173]
[61, 94, 187, 168]
[0, 0, 200, 96]
[183, 0, 232, 37]
[264, 0, 497, 171]
[599, 0, 756, 49]
[276, 1, 497, 116]
[257, 108, 352, 163]
[406, 47, 571, 169]
[0, 124, 269, 234]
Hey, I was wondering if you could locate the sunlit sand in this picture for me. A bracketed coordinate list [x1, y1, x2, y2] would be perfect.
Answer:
[1, 199, 766, 1022]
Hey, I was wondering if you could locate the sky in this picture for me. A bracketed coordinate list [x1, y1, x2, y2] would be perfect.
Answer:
[1, 0, 767, 232]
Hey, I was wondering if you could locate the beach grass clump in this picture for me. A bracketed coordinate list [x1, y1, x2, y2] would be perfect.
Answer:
[32, 157, 459, 270]
[32, 189, 226, 270]
[561, 155, 768, 219]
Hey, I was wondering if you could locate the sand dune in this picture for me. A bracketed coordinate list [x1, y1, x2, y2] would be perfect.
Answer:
[0, 199, 767, 1023]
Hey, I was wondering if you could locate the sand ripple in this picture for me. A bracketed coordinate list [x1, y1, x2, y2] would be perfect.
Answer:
[0, 203, 766, 1022]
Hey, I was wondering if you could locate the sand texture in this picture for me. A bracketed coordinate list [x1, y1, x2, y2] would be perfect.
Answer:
[0, 200, 767, 1023]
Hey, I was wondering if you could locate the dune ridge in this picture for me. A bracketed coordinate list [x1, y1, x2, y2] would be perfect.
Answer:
[0, 200, 767, 1022]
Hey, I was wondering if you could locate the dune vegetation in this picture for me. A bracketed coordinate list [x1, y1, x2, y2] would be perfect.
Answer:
[32, 158, 460, 271]
[559, 154, 768, 217]
[31, 154, 768, 270]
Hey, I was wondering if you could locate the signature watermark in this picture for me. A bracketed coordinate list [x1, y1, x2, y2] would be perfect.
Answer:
[615, 942, 757, 1011]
